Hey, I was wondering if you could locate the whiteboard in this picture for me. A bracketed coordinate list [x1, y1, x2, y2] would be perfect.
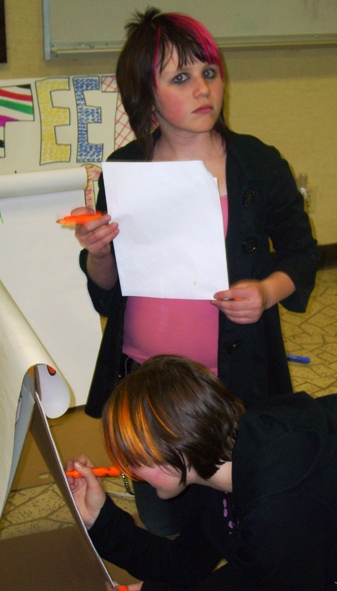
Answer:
[43, 0, 337, 58]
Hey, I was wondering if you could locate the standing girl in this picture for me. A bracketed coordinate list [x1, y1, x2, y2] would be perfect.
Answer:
[72, 7, 319, 535]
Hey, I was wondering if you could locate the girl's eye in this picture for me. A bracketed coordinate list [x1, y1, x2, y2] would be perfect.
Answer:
[203, 67, 217, 80]
[173, 73, 189, 84]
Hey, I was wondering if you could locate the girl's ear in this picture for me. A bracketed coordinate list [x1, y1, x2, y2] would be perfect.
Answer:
[151, 109, 158, 127]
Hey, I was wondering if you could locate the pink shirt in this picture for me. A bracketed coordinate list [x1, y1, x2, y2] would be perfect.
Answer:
[123, 196, 228, 374]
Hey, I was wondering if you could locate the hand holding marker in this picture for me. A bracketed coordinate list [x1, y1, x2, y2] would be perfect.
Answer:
[66, 460, 124, 591]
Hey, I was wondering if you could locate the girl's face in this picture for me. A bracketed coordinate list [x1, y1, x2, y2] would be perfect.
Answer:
[130, 464, 188, 500]
[153, 47, 224, 138]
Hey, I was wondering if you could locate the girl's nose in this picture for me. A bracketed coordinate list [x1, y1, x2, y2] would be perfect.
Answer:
[194, 77, 210, 97]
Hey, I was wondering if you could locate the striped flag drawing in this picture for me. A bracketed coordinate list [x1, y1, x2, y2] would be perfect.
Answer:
[0, 84, 34, 157]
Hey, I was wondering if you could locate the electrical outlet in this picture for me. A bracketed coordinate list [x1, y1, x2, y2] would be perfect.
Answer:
[306, 183, 317, 213]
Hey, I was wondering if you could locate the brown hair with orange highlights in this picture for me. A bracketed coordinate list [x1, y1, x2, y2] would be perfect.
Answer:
[102, 355, 244, 484]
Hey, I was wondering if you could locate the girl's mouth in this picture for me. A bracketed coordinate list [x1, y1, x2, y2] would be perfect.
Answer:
[193, 105, 213, 114]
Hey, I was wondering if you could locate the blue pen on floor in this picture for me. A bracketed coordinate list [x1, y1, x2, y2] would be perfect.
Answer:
[287, 355, 310, 364]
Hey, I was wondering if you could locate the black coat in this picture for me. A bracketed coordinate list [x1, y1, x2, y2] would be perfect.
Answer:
[89, 392, 337, 590]
[80, 131, 320, 417]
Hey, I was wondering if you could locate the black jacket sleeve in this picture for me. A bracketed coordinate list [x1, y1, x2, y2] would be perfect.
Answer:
[264, 154, 320, 312]
[79, 169, 120, 317]
[90, 490, 331, 591]
[226, 132, 319, 314]
[89, 495, 222, 589]
[79, 138, 147, 317]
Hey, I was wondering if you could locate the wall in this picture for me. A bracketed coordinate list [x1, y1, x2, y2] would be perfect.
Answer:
[1, 0, 336, 245]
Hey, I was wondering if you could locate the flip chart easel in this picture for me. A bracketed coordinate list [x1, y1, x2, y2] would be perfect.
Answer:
[0, 167, 102, 407]
[0, 281, 113, 591]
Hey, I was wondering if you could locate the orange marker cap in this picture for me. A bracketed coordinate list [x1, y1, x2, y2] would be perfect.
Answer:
[57, 212, 103, 225]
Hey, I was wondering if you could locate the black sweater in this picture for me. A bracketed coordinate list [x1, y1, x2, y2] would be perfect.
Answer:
[81, 131, 320, 416]
[89, 392, 337, 590]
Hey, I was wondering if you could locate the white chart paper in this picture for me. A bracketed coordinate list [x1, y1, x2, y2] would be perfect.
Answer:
[0, 169, 102, 406]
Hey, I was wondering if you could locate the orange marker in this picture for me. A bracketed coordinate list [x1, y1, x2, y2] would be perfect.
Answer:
[66, 466, 121, 478]
[57, 212, 103, 225]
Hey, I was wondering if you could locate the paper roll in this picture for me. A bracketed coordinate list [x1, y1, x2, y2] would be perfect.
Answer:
[0, 280, 72, 515]
[0, 167, 88, 199]
[0, 281, 70, 418]
[36, 365, 70, 419]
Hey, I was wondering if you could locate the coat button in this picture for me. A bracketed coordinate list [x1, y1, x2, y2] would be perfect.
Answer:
[243, 188, 256, 207]
[227, 340, 243, 354]
[242, 237, 258, 254]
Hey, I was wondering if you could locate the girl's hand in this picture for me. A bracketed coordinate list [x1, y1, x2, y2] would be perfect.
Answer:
[212, 272, 295, 324]
[66, 455, 107, 528]
[71, 207, 119, 259]
[211, 280, 268, 324]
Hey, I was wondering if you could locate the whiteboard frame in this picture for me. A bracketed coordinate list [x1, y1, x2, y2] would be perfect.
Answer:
[43, 0, 337, 59]
[0, 0, 6, 63]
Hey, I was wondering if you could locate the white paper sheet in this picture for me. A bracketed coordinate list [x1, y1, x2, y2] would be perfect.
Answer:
[102, 160, 228, 299]
[0, 169, 102, 406]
